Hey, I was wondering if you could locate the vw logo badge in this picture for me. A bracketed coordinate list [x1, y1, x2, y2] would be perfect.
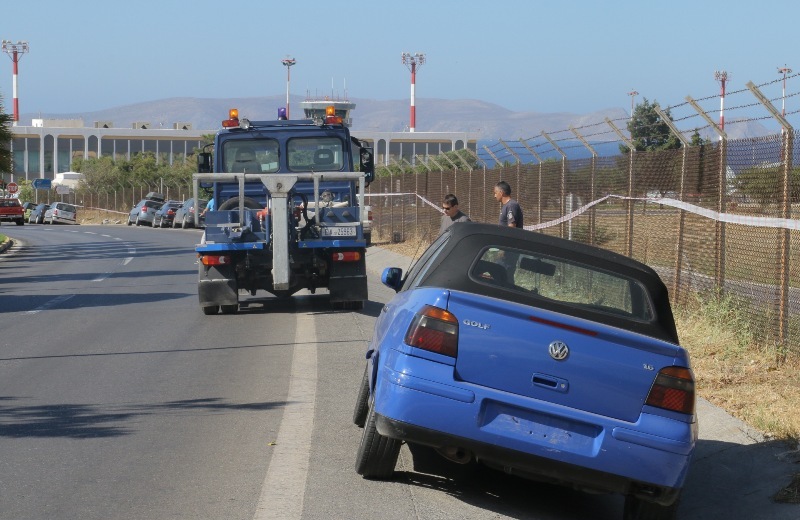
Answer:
[548, 341, 569, 361]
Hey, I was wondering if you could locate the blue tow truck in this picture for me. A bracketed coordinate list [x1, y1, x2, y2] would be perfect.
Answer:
[192, 106, 375, 315]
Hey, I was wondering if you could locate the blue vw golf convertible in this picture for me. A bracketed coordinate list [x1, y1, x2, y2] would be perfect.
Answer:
[354, 222, 696, 520]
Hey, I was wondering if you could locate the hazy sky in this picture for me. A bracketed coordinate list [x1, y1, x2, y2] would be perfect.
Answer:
[2, 0, 798, 123]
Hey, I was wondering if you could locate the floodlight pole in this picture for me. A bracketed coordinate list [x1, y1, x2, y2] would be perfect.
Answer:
[714, 70, 729, 138]
[282, 56, 296, 119]
[401, 52, 425, 132]
[778, 65, 792, 119]
[2, 39, 30, 126]
[628, 90, 638, 121]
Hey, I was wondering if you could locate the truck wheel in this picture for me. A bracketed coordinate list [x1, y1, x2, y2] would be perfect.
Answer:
[365, 233, 372, 247]
[16, 218, 24, 226]
[218, 196, 263, 211]
[355, 404, 401, 479]
[220, 304, 238, 314]
[201, 305, 219, 315]
[353, 365, 370, 427]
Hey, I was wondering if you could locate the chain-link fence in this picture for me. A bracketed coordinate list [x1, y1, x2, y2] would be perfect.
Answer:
[367, 129, 799, 358]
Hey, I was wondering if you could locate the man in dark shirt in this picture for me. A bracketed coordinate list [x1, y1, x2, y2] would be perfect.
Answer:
[492, 181, 523, 282]
[493, 181, 523, 228]
[439, 194, 471, 235]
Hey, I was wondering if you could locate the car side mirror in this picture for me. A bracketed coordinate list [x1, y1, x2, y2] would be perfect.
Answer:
[381, 267, 403, 292]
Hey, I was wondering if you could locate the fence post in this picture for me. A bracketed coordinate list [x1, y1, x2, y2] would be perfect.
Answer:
[686, 96, 728, 289]
[570, 126, 598, 244]
[654, 106, 692, 301]
[518, 139, 544, 225]
[542, 131, 568, 238]
[746, 81, 795, 350]
[606, 118, 635, 257]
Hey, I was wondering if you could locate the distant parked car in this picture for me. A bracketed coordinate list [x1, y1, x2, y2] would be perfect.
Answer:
[28, 203, 49, 224]
[152, 200, 182, 228]
[353, 222, 696, 520]
[22, 201, 37, 220]
[127, 198, 164, 227]
[173, 197, 207, 228]
[44, 202, 77, 225]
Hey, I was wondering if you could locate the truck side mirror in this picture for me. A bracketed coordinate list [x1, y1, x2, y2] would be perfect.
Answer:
[197, 152, 212, 173]
[359, 148, 375, 184]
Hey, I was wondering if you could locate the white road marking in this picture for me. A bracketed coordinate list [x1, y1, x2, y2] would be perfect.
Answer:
[26, 294, 75, 314]
[253, 313, 317, 520]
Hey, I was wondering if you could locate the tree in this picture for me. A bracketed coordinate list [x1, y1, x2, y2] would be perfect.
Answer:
[0, 92, 13, 179]
[620, 98, 682, 154]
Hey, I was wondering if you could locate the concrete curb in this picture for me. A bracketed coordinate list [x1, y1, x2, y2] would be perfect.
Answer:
[0, 238, 13, 254]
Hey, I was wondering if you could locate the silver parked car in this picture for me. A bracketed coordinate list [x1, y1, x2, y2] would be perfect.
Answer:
[44, 202, 77, 225]
[128, 199, 164, 226]
[173, 198, 207, 228]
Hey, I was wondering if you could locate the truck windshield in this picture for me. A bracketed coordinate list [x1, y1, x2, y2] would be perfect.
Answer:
[287, 137, 344, 172]
[222, 139, 279, 173]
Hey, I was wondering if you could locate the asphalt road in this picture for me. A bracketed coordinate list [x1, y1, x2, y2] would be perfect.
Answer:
[0, 224, 797, 520]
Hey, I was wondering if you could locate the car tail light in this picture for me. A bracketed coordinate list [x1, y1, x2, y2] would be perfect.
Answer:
[167, 209, 175, 216]
[200, 254, 232, 266]
[332, 251, 361, 262]
[404, 305, 459, 357]
[645, 366, 695, 414]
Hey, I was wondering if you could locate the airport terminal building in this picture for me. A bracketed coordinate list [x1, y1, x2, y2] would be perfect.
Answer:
[7, 100, 478, 183]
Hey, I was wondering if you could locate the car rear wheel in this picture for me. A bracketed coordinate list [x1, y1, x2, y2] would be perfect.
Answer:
[355, 403, 401, 479]
[201, 305, 219, 315]
[623, 493, 680, 520]
[135, 216, 142, 226]
[352, 365, 370, 427]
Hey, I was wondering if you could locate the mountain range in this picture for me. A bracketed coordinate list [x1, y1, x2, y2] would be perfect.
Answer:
[20, 95, 770, 142]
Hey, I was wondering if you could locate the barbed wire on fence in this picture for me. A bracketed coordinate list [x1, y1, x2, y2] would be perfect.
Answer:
[476, 71, 800, 168]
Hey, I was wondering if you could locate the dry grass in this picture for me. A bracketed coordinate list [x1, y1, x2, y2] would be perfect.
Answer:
[378, 232, 800, 444]
[78, 209, 128, 225]
[675, 293, 800, 442]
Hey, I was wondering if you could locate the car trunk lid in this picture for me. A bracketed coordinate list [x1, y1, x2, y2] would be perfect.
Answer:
[447, 291, 682, 423]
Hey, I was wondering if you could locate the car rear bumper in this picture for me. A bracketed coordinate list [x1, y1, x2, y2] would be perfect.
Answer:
[51, 216, 76, 224]
[372, 347, 695, 502]
[376, 413, 681, 505]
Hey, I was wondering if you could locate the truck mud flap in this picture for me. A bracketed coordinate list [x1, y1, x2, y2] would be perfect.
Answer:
[329, 254, 368, 303]
[198, 265, 238, 307]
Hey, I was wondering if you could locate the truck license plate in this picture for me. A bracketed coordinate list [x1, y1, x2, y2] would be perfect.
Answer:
[321, 226, 357, 237]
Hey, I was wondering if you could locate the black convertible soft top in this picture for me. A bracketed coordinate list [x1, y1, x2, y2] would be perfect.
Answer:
[420, 222, 679, 344]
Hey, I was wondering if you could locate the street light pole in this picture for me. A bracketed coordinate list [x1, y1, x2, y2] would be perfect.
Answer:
[628, 90, 638, 121]
[281, 56, 296, 119]
[778, 65, 792, 118]
[714, 70, 729, 138]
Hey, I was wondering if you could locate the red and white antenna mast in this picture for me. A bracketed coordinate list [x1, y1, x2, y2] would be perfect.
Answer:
[2, 40, 30, 126]
[401, 52, 425, 132]
[714, 70, 729, 138]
